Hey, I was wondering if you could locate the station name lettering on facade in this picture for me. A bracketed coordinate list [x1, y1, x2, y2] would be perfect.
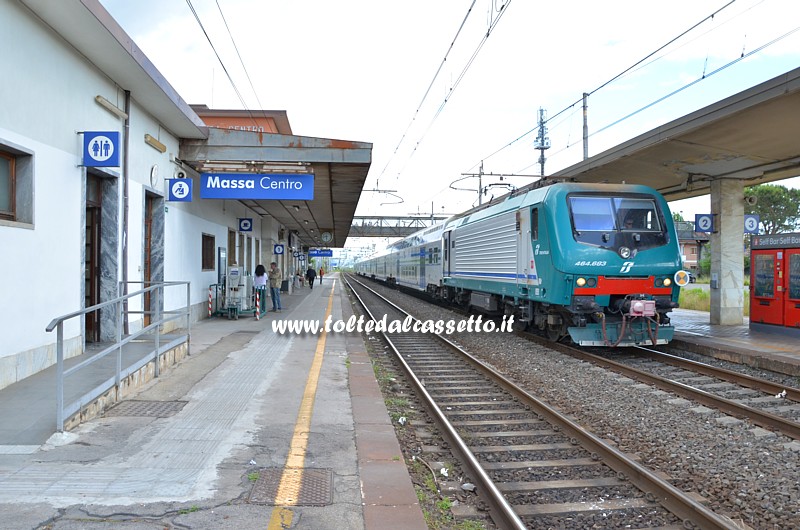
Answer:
[200, 173, 314, 200]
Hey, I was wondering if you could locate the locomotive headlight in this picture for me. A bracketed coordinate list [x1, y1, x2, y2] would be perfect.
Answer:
[576, 277, 587, 287]
[655, 278, 664, 287]
[663, 278, 672, 287]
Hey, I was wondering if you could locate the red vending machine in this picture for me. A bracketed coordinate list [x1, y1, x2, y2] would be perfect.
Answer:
[750, 233, 800, 331]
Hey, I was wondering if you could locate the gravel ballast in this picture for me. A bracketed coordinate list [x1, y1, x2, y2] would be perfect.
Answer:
[362, 281, 800, 529]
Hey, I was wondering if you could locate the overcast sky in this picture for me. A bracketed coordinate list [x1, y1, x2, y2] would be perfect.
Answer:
[100, 0, 800, 249]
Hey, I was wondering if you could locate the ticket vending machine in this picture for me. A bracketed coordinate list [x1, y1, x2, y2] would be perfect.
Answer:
[750, 233, 800, 331]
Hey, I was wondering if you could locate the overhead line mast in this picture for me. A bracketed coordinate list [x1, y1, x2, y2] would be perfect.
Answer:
[533, 107, 551, 176]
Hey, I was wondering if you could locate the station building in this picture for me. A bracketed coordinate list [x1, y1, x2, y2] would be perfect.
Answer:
[0, 0, 371, 390]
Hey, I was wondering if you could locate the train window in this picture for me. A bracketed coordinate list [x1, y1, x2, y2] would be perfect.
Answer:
[569, 194, 667, 251]
[570, 196, 661, 232]
[570, 197, 616, 231]
[531, 208, 539, 240]
[616, 198, 661, 231]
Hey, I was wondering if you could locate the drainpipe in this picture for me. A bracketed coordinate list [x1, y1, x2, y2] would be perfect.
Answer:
[122, 90, 130, 334]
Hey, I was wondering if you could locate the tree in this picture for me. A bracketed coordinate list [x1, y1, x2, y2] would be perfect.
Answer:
[745, 184, 800, 234]
[672, 211, 685, 222]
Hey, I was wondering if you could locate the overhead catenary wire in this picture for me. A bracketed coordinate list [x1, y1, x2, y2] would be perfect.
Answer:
[511, 24, 800, 176]
[592, 25, 800, 139]
[185, 0, 258, 128]
[375, 0, 479, 186]
[391, 0, 512, 180]
[467, 0, 738, 174]
[214, 0, 270, 121]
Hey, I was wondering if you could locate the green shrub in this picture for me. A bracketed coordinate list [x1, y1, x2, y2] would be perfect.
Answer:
[678, 288, 750, 316]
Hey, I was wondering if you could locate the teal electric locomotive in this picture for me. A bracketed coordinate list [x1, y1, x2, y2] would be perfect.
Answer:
[355, 180, 690, 346]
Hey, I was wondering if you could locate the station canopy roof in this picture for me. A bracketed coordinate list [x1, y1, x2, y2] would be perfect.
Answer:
[555, 67, 800, 202]
[24, 0, 371, 249]
[180, 109, 372, 248]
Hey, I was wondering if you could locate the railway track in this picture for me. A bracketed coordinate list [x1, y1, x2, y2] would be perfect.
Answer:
[537, 340, 800, 441]
[345, 275, 739, 529]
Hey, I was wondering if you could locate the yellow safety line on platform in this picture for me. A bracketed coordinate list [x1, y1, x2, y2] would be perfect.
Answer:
[267, 280, 336, 530]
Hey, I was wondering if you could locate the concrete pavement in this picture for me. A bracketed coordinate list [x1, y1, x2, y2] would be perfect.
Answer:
[0, 274, 426, 529]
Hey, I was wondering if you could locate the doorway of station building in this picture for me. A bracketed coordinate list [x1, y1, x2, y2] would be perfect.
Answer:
[143, 192, 165, 328]
[83, 170, 120, 343]
[85, 173, 102, 342]
[143, 195, 154, 327]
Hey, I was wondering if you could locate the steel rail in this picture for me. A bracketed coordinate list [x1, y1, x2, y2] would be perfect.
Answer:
[344, 276, 527, 530]
[346, 275, 736, 530]
[636, 345, 800, 401]
[544, 339, 800, 441]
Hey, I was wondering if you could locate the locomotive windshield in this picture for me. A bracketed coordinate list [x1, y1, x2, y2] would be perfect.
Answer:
[569, 194, 667, 251]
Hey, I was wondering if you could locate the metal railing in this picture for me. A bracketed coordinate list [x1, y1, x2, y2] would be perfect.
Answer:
[45, 281, 191, 432]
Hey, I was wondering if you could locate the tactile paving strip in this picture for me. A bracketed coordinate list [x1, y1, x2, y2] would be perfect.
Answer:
[249, 468, 333, 506]
[104, 400, 188, 418]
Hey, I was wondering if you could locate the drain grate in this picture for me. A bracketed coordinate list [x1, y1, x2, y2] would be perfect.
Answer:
[249, 468, 332, 506]
[104, 400, 187, 418]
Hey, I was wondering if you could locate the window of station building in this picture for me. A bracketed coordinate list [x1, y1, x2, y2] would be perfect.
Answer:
[202, 234, 215, 271]
[0, 151, 15, 220]
[0, 143, 33, 225]
[227, 230, 236, 266]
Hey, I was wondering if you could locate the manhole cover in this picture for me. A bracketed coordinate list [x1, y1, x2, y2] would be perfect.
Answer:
[249, 468, 332, 506]
[104, 400, 187, 418]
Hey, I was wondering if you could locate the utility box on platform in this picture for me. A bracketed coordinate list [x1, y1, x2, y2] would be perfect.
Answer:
[750, 232, 800, 333]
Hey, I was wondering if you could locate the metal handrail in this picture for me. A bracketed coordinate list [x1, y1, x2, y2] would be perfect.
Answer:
[45, 281, 191, 431]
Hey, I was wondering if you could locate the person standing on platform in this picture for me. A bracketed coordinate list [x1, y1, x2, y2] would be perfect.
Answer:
[268, 262, 282, 312]
[253, 264, 267, 314]
[306, 266, 317, 289]
[318, 267, 324, 284]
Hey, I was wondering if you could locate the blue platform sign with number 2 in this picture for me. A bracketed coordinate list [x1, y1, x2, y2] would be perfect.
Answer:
[695, 214, 713, 233]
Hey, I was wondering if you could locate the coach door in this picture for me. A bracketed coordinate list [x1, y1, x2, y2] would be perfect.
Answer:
[786, 250, 800, 327]
[442, 231, 452, 277]
[751, 250, 783, 325]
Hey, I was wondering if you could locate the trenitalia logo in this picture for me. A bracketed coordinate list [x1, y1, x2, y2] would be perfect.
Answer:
[200, 173, 315, 200]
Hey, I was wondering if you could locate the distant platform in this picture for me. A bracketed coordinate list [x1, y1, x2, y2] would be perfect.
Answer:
[669, 309, 800, 376]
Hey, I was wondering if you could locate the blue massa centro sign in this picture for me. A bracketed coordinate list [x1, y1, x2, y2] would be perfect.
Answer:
[200, 173, 314, 200]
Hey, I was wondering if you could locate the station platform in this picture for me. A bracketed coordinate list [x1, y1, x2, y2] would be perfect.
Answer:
[2, 286, 798, 529]
[0, 273, 427, 530]
[669, 308, 800, 376]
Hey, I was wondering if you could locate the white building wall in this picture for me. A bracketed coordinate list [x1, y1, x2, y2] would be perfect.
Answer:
[0, 3, 123, 385]
[0, 2, 284, 389]
[0, 131, 83, 357]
